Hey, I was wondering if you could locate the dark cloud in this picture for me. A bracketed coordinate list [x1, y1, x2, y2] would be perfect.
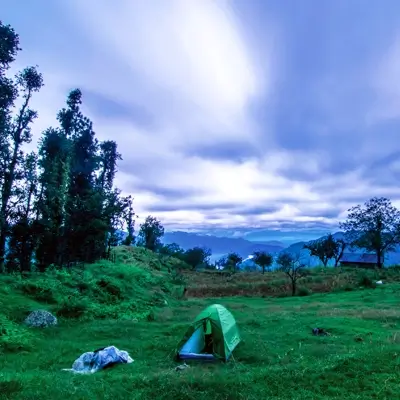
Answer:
[183, 140, 259, 162]
[176, 221, 336, 235]
[303, 207, 342, 220]
[361, 146, 400, 187]
[82, 89, 155, 129]
[146, 203, 281, 215]
[133, 182, 202, 201]
[147, 202, 235, 213]
[235, 205, 282, 216]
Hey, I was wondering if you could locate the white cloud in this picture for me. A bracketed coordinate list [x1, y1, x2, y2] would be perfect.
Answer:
[371, 34, 400, 122]
[60, 0, 270, 148]
[7, 0, 400, 232]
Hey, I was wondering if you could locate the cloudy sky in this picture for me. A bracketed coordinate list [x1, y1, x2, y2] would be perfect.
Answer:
[3, 0, 400, 237]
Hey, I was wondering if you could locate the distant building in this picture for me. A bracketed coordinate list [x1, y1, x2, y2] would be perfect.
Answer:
[339, 253, 378, 269]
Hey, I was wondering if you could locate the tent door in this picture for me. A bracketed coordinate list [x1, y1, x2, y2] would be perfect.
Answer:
[180, 327, 205, 354]
[203, 319, 214, 354]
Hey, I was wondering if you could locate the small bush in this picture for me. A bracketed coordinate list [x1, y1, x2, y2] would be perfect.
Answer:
[19, 281, 57, 303]
[358, 275, 376, 288]
[56, 298, 88, 319]
[297, 287, 311, 296]
[151, 291, 167, 306]
[343, 284, 354, 292]
[96, 278, 123, 298]
[0, 380, 23, 397]
[0, 314, 33, 353]
[171, 270, 186, 285]
[276, 292, 289, 298]
[270, 279, 287, 287]
[147, 309, 155, 321]
[312, 276, 324, 284]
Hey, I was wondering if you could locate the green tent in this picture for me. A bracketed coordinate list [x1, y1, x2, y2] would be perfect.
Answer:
[176, 304, 241, 361]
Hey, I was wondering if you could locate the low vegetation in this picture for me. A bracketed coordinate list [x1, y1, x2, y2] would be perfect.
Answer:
[0, 247, 185, 353]
[1, 262, 400, 399]
[184, 265, 400, 298]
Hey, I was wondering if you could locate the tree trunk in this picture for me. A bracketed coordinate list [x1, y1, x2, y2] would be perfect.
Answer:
[0, 231, 6, 272]
[262, 265, 265, 274]
[334, 258, 339, 267]
[0, 91, 32, 272]
[291, 278, 296, 296]
[377, 247, 383, 269]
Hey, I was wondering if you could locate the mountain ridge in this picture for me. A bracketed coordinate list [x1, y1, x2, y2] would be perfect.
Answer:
[162, 231, 286, 259]
[163, 230, 400, 267]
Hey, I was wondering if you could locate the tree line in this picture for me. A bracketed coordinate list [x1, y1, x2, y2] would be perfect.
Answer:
[138, 196, 400, 273]
[0, 22, 135, 272]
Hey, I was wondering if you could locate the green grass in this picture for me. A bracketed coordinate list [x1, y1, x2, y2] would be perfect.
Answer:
[1, 250, 400, 399]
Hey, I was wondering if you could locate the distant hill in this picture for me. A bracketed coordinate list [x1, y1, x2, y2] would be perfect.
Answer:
[121, 228, 400, 267]
[253, 240, 286, 247]
[243, 229, 330, 246]
[162, 231, 286, 259]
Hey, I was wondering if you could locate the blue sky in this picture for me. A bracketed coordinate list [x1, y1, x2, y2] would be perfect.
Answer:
[3, 0, 400, 236]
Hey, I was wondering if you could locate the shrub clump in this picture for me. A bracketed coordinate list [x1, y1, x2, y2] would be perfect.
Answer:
[358, 275, 376, 289]
[19, 281, 58, 303]
[0, 314, 33, 353]
[297, 287, 311, 296]
[55, 297, 89, 319]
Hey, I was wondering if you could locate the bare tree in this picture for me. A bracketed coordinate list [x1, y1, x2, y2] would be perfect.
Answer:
[332, 238, 346, 267]
[277, 252, 306, 296]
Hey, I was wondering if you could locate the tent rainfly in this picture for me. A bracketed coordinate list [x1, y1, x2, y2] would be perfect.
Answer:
[176, 304, 241, 361]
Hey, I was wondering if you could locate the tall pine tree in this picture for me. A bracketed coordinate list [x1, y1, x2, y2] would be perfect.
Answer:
[35, 128, 71, 269]
[0, 22, 43, 271]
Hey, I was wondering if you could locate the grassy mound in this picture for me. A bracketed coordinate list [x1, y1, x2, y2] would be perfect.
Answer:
[0, 246, 186, 354]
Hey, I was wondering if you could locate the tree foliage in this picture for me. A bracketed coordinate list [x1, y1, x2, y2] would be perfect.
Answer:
[0, 22, 44, 271]
[0, 21, 132, 272]
[303, 234, 346, 267]
[159, 243, 185, 258]
[182, 246, 211, 270]
[121, 196, 136, 246]
[252, 251, 273, 274]
[339, 197, 400, 268]
[137, 216, 164, 251]
[222, 252, 243, 272]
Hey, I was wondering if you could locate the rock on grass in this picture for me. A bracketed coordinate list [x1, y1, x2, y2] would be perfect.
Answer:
[24, 310, 57, 328]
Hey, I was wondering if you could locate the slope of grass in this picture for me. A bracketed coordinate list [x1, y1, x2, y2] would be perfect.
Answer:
[1, 251, 400, 399]
[0, 246, 186, 353]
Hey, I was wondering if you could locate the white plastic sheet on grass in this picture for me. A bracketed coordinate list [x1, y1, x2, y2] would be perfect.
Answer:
[62, 345, 134, 374]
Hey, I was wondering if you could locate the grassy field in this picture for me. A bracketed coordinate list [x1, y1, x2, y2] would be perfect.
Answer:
[1, 248, 400, 399]
[184, 265, 400, 297]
